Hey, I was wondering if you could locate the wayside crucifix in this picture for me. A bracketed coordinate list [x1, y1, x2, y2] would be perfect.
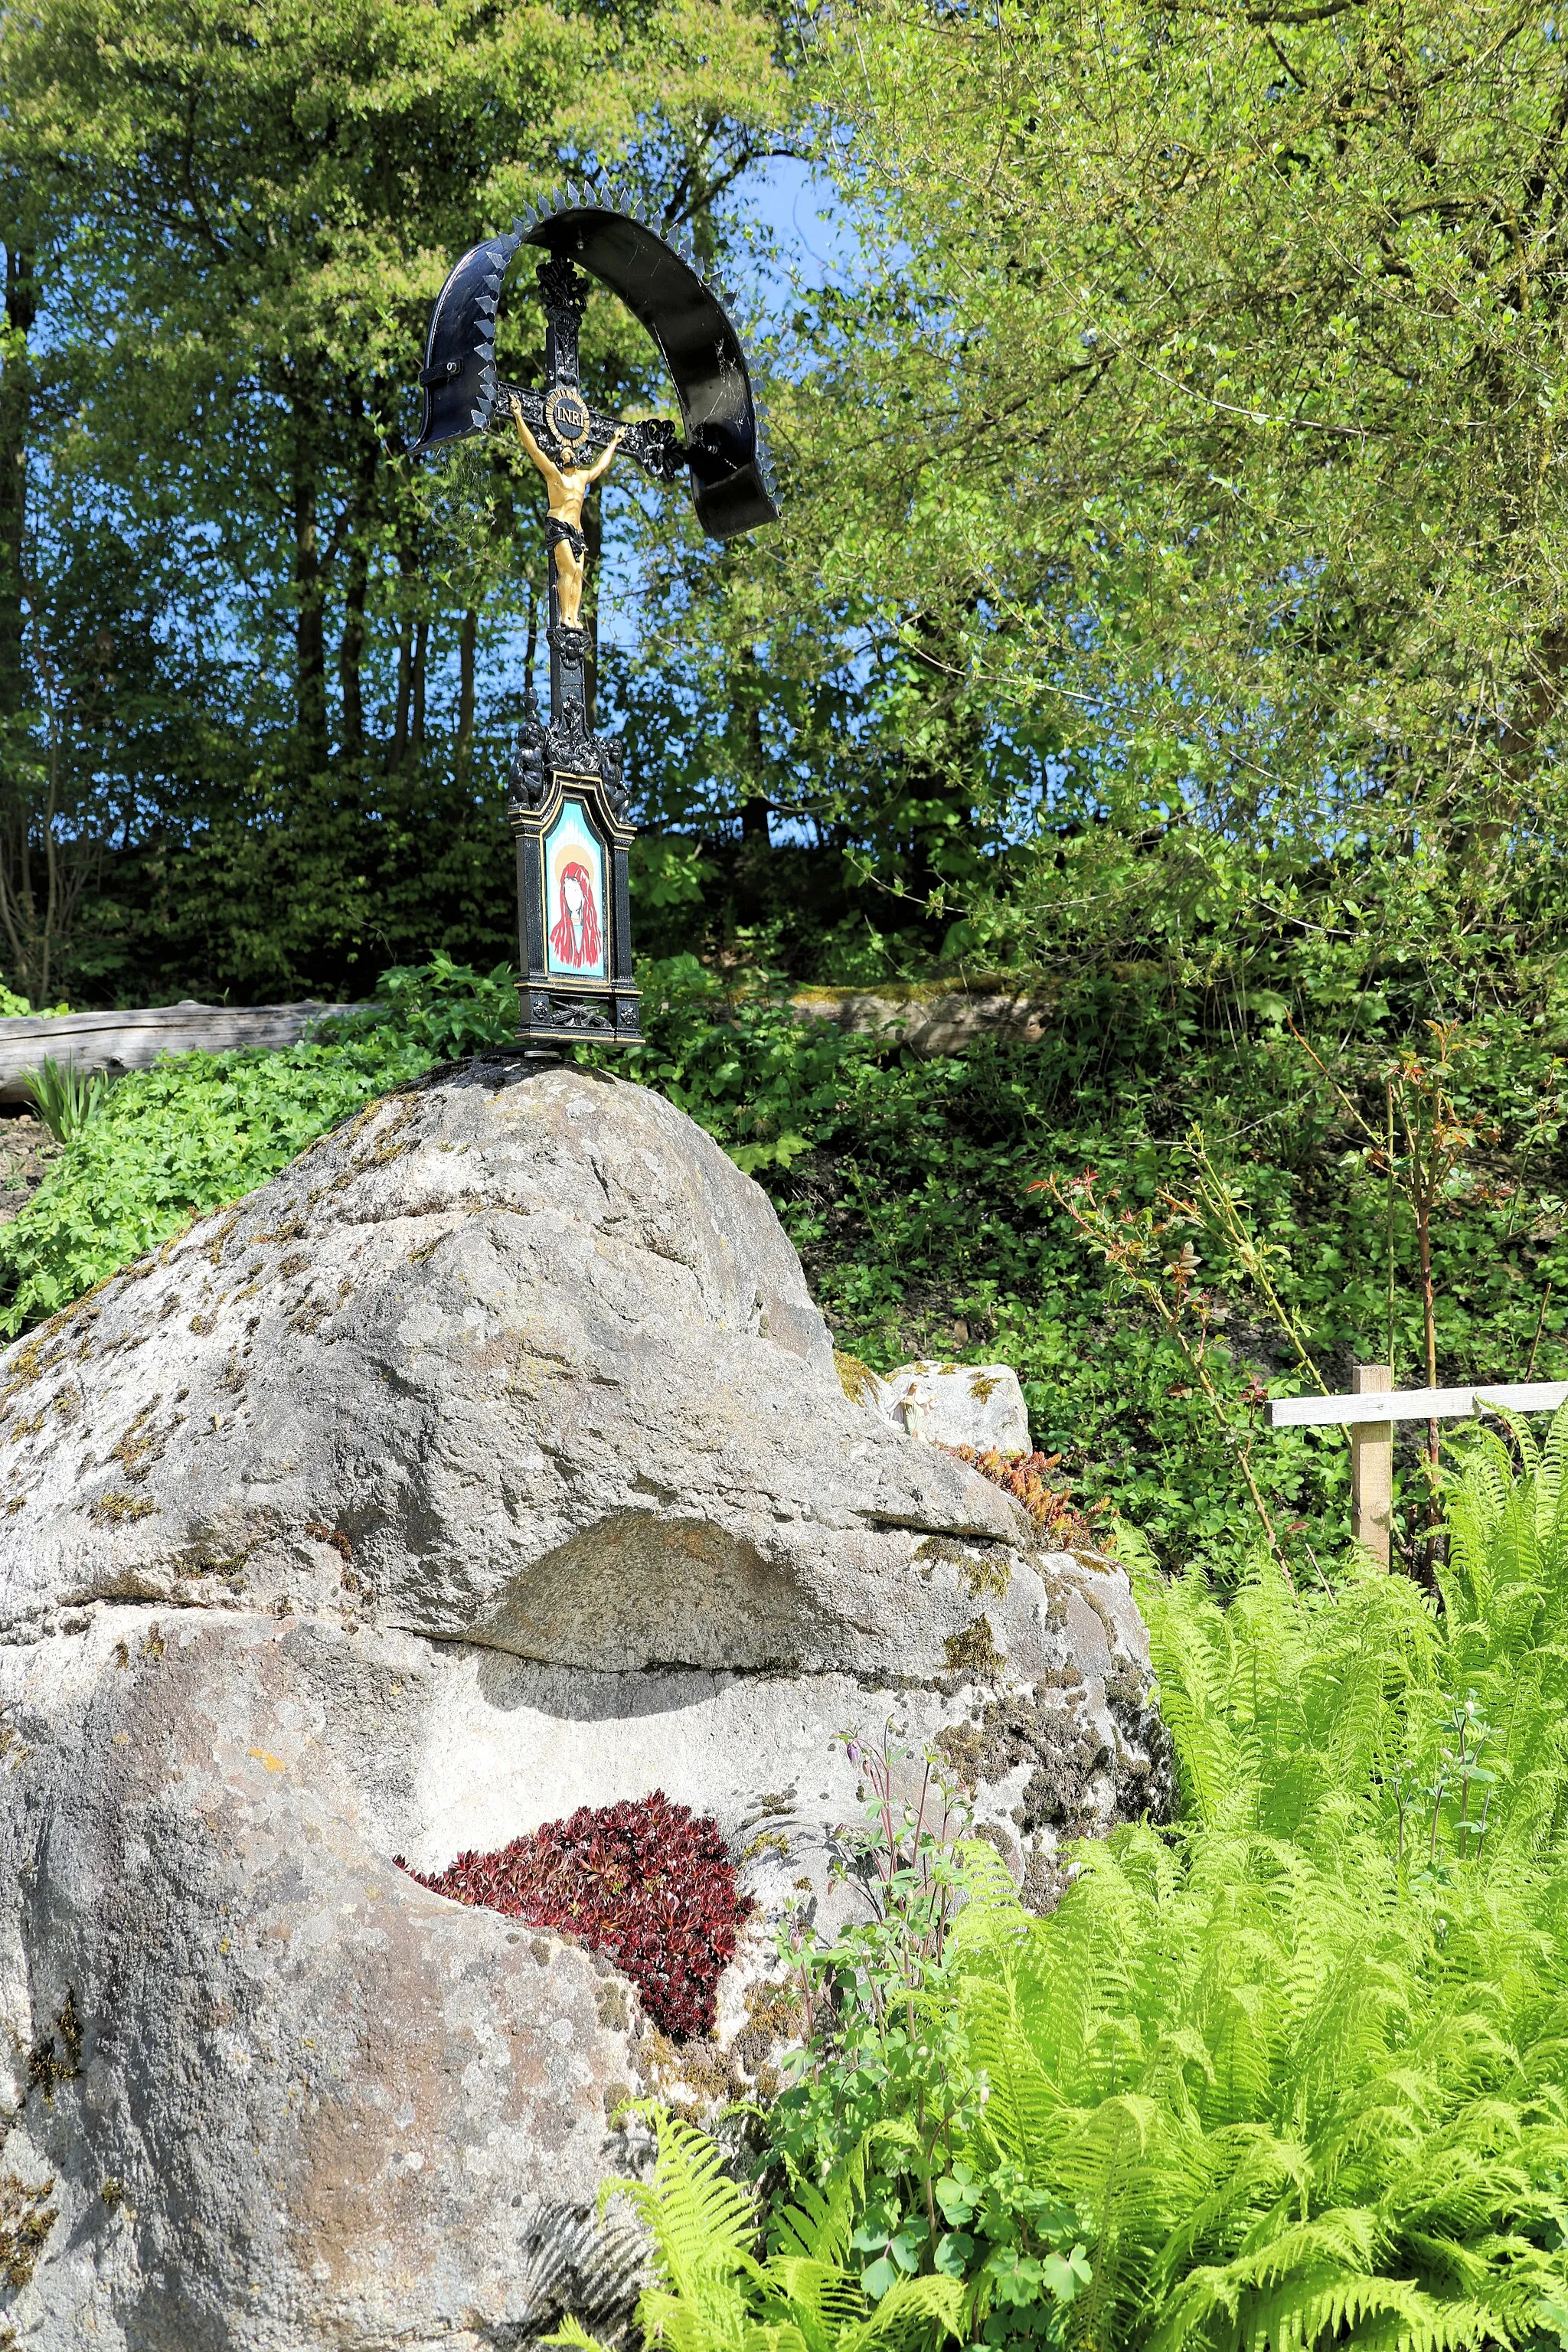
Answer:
[412, 191, 777, 1051]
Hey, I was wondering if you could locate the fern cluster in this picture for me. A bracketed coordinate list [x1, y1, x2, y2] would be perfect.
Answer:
[561, 1416, 1568, 2352]
[949, 1483, 1568, 2347]
[550, 2109, 967, 2352]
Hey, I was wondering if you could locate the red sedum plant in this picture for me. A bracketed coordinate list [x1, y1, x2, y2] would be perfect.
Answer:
[398, 1791, 751, 2040]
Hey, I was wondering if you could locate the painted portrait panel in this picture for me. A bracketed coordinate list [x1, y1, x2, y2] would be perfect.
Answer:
[544, 799, 609, 982]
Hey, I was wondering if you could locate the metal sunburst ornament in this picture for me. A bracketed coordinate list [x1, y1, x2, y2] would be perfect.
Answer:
[412, 188, 779, 1050]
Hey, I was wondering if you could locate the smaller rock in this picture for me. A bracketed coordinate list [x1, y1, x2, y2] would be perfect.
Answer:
[882, 1361, 1031, 1454]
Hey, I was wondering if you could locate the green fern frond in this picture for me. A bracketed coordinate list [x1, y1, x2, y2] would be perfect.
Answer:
[756, 2257, 870, 2351]
[771, 2130, 880, 2277]
[603, 2107, 764, 2352]
[606, 1433, 1568, 2352]
[836, 2272, 965, 2350]
[540, 2318, 611, 2351]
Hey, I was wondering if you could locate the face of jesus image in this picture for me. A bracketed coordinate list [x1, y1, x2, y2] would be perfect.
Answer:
[550, 859, 602, 971]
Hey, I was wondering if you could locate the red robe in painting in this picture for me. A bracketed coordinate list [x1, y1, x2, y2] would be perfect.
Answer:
[550, 860, 603, 970]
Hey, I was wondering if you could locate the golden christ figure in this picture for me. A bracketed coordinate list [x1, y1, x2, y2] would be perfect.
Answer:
[508, 393, 623, 631]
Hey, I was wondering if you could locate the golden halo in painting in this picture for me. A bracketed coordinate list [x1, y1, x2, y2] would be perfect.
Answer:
[545, 386, 591, 448]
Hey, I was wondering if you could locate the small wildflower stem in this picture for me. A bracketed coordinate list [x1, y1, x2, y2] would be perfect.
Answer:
[1527, 1281, 1553, 1380]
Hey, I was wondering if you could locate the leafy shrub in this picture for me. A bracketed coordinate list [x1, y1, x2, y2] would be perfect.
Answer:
[767, 1725, 1096, 2347]
[0, 1031, 430, 1334]
[398, 1792, 752, 2040]
[619, 968, 1568, 1580]
[0, 986, 68, 1017]
[604, 1421, 1568, 2352]
[614, 956, 851, 1176]
[345, 950, 518, 1062]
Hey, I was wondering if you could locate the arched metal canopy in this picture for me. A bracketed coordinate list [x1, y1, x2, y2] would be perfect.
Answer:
[412, 193, 778, 540]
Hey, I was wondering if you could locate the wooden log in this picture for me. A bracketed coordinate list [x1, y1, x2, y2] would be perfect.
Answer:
[791, 982, 1054, 1055]
[0, 974, 1063, 1104]
[0, 1001, 370, 1104]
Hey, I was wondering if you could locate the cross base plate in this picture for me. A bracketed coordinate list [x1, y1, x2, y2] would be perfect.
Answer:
[512, 984, 643, 1050]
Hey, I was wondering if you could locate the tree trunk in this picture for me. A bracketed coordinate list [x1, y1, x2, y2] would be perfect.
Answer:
[388, 507, 423, 770]
[457, 608, 477, 753]
[0, 237, 74, 1007]
[340, 540, 368, 759]
[739, 652, 771, 879]
[411, 616, 429, 754]
[0, 246, 37, 728]
[338, 408, 376, 760]
[391, 613, 413, 767]
[292, 435, 328, 771]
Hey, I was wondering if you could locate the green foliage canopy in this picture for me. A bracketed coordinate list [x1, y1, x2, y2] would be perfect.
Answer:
[624, 0, 1568, 993]
[0, 0, 792, 999]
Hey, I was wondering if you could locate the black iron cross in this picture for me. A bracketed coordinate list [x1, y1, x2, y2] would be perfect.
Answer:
[500, 254, 684, 737]
[413, 190, 777, 1051]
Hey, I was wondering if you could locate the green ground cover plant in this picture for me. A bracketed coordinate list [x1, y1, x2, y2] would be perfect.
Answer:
[616, 960, 1568, 1578]
[574, 1419, 1568, 2352]
[0, 1027, 432, 1333]
[0, 953, 521, 1332]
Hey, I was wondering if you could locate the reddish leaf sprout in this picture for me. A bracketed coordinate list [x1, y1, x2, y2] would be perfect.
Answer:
[397, 1791, 752, 2041]
[942, 1442, 1109, 1548]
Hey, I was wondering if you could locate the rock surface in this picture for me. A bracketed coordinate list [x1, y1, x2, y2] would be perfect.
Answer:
[0, 1061, 1169, 2350]
[879, 1359, 1033, 1454]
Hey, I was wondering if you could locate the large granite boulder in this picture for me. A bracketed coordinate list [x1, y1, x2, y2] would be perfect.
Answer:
[0, 1060, 1168, 2350]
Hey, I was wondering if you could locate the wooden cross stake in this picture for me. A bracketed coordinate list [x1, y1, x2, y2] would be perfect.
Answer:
[1348, 1364, 1393, 1566]
[1266, 1372, 1568, 1568]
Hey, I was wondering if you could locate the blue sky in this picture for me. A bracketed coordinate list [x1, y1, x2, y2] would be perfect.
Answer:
[593, 152, 848, 665]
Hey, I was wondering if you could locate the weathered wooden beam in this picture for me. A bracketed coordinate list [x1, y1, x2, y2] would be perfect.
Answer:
[0, 982, 1051, 1102]
[791, 982, 1054, 1056]
[1269, 1378, 1568, 1429]
[0, 1002, 369, 1103]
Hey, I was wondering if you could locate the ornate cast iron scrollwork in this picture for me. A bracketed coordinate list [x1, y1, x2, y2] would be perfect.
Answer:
[546, 621, 591, 667]
[598, 738, 629, 822]
[508, 708, 626, 822]
[508, 712, 550, 812]
[544, 998, 615, 1033]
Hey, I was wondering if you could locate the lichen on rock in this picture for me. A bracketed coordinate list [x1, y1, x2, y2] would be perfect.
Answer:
[0, 2171, 56, 2293]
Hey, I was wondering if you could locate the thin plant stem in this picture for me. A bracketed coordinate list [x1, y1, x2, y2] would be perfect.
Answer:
[1527, 1282, 1553, 1380]
[1181, 1128, 1327, 1391]
[1386, 1076, 1397, 1380]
